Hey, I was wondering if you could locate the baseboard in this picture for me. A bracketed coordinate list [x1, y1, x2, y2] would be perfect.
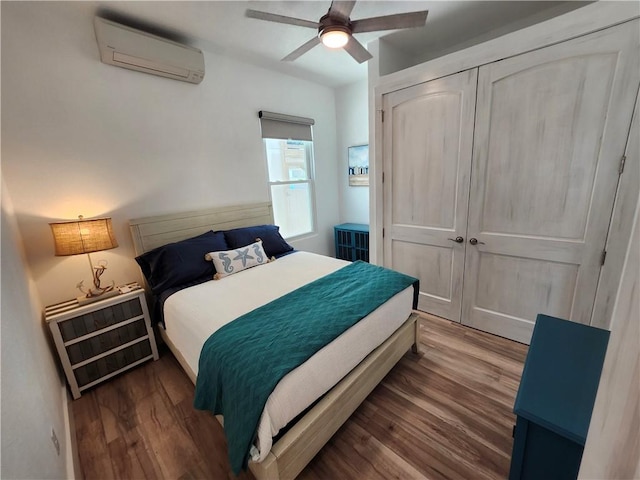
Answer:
[62, 385, 81, 479]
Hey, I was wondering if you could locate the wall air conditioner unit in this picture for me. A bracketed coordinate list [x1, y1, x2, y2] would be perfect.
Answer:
[94, 17, 205, 84]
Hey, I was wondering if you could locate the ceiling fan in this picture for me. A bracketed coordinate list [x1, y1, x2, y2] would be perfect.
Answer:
[246, 1, 428, 63]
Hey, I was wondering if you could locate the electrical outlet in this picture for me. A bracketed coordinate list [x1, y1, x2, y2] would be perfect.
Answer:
[51, 428, 60, 456]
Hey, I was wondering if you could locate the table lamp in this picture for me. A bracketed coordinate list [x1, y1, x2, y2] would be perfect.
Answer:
[49, 216, 119, 304]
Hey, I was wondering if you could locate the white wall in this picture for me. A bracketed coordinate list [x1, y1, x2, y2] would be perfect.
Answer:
[335, 79, 370, 225]
[1, 1, 340, 307]
[1, 178, 70, 479]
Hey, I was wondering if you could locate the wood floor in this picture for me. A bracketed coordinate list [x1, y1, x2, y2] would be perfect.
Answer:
[72, 314, 528, 479]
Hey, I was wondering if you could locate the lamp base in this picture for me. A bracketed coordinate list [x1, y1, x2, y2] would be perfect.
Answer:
[77, 288, 120, 305]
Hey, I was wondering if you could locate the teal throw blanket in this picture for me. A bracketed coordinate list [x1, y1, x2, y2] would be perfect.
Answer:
[193, 260, 418, 473]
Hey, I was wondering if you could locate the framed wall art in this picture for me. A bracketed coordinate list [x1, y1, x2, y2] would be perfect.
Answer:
[348, 144, 369, 186]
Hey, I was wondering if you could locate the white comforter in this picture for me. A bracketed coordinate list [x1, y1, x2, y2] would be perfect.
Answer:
[163, 251, 413, 462]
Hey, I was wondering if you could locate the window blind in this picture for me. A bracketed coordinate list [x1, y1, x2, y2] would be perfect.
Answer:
[259, 110, 315, 141]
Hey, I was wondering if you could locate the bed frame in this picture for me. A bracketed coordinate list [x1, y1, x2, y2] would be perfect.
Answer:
[129, 202, 420, 480]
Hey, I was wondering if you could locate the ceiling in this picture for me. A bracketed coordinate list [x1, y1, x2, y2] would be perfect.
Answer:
[95, 1, 589, 88]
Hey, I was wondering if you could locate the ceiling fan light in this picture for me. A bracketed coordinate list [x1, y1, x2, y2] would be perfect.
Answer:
[321, 29, 349, 49]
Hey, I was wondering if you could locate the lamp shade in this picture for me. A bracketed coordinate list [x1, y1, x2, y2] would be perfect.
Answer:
[50, 217, 118, 256]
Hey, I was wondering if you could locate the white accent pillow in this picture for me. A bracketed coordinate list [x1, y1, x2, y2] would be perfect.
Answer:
[205, 240, 272, 279]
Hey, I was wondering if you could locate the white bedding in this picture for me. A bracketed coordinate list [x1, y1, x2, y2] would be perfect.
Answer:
[163, 251, 413, 462]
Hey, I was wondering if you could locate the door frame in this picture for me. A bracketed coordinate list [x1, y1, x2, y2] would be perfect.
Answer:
[591, 91, 640, 329]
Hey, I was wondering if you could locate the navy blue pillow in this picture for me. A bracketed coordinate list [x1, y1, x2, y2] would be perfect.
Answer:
[224, 225, 293, 258]
[136, 230, 228, 295]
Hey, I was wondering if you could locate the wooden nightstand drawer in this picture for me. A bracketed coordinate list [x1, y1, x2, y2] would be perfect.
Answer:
[58, 298, 143, 341]
[45, 288, 159, 399]
[74, 339, 153, 389]
[65, 318, 148, 364]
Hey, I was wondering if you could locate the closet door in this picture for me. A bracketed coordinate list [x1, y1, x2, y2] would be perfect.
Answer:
[383, 69, 477, 322]
[463, 20, 639, 344]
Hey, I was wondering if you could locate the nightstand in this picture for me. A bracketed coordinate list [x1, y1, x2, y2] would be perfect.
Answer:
[334, 223, 369, 262]
[509, 314, 610, 480]
[45, 287, 159, 399]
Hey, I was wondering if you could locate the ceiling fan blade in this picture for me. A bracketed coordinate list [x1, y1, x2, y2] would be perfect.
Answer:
[282, 37, 321, 61]
[351, 10, 428, 33]
[342, 36, 373, 64]
[328, 1, 356, 21]
[245, 9, 319, 29]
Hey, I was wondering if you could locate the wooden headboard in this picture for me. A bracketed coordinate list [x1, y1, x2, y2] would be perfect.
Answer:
[129, 202, 274, 255]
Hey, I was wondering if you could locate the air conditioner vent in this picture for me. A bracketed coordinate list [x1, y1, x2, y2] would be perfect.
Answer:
[94, 17, 205, 84]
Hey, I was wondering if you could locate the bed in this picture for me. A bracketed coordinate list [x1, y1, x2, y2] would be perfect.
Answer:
[129, 202, 420, 480]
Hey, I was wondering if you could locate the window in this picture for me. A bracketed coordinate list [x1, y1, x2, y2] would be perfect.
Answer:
[259, 111, 316, 239]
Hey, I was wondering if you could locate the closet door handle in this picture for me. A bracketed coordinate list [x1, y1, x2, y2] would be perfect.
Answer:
[448, 236, 464, 243]
[469, 238, 485, 245]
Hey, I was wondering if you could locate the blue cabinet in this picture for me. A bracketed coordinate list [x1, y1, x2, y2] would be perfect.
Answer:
[509, 314, 609, 480]
[334, 223, 369, 262]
